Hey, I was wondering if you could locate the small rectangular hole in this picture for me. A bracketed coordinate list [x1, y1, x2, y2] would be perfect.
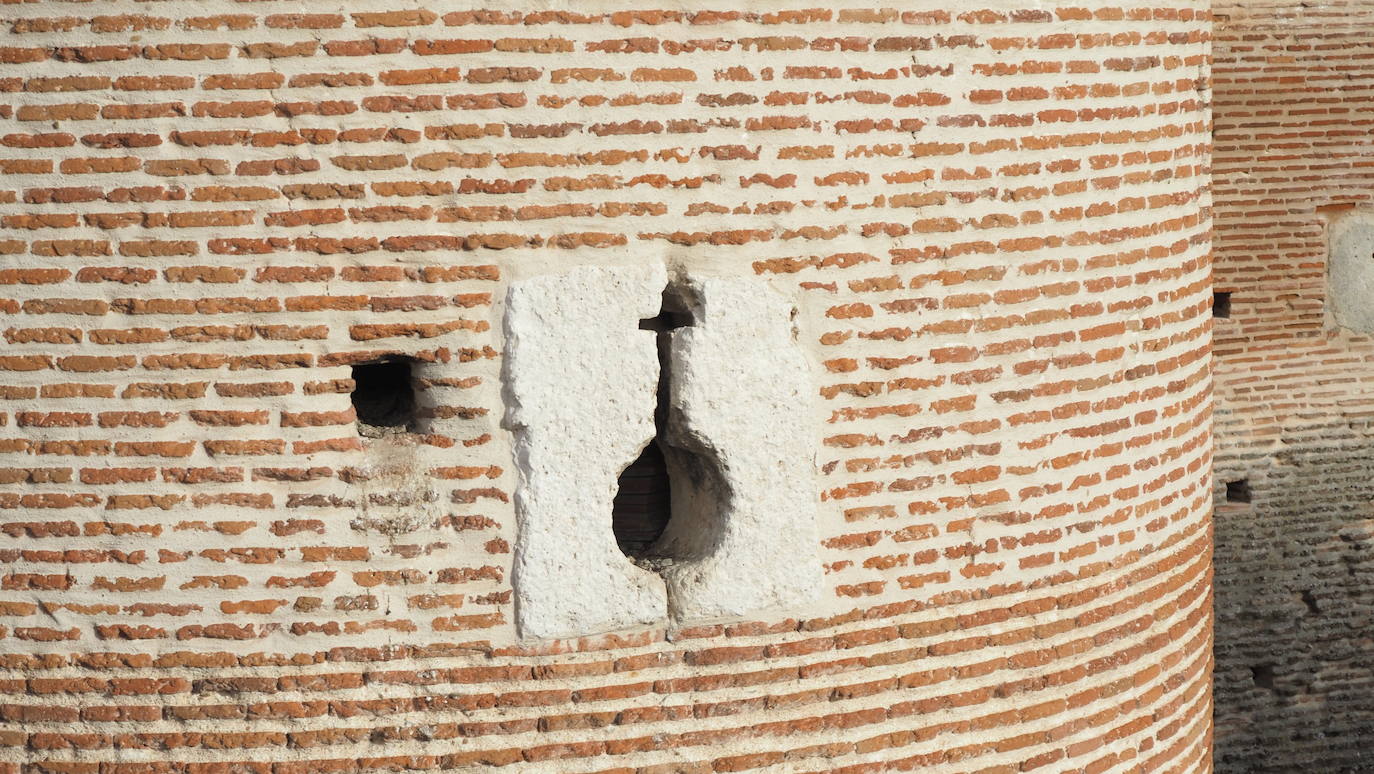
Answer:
[1225, 479, 1251, 504]
[351, 358, 417, 436]
[1213, 291, 1232, 319]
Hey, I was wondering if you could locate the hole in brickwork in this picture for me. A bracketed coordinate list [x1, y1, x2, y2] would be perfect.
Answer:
[351, 358, 418, 438]
[1251, 664, 1276, 691]
[1225, 479, 1252, 504]
[613, 289, 693, 559]
[1213, 291, 1232, 319]
[1301, 589, 1321, 616]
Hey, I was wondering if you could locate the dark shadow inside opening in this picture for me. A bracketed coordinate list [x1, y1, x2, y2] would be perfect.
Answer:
[1225, 478, 1252, 504]
[351, 357, 418, 437]
[613, 440, 673, 557]
[1213, 291, 1232, 319]
[1300, 589, 1320, 616]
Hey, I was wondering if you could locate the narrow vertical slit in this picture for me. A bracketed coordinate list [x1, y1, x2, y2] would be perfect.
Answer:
[613, 289, 691, 558]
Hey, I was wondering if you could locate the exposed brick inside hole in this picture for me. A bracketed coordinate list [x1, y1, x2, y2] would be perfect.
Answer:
[351, 358, 417, 437]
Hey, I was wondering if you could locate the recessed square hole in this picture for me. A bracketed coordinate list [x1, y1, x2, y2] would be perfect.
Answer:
[1213, 291, 1232, 319]
[351, 358, 417, 437]
[1225, 479, 1251, 504]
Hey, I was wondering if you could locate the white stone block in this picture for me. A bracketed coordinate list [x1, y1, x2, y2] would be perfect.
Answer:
[503, 263, 669, 640]
[503, 265, 819, 639]
[1329, 211, 1374, 333]
[655, 276, 822, 621]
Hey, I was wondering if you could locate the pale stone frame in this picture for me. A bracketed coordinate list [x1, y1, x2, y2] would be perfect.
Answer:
[501, 263, 821, 640]
[1327, 208, 1374, 333]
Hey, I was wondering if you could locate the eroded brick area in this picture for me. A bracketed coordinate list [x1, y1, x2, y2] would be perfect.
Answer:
[0, 3, 1211, 771]
[1213, 2, 1374, 771]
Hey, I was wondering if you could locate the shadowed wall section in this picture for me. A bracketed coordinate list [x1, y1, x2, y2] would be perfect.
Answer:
[0, 2, 1210, 771]
[1212, 2, 1374, 771]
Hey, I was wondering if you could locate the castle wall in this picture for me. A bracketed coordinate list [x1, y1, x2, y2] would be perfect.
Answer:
[1212, 2, 1374, 770]
[0, 2, 1211, 771]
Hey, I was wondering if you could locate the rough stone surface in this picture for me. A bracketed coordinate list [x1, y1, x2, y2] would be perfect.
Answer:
[656, 275, 822, 621]
[1327, 212, 1374, 334]
[503, 263, 668, 639]
[505, 268, 821, 636]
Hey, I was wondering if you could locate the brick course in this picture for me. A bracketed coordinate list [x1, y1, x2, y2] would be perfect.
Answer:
[0, 2, 1211, 771]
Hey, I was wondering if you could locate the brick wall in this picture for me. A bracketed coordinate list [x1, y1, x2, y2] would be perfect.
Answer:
[1212, 1, 1374, 771]
[0, 2, 1212, 771]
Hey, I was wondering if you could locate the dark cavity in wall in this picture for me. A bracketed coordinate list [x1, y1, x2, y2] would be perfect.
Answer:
[1214, 290, 1232, 319]
[613, 288, 693, 558]
[1226, 478, 1252, 504]
[1300, 589, 1320, 615]
[351, 357, 418, 438]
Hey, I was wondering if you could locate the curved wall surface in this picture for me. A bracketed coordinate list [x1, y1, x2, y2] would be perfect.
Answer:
[0, 2, 1211, 771]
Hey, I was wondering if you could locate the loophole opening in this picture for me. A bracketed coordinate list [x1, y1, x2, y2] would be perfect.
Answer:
[612, 289, 693, 559]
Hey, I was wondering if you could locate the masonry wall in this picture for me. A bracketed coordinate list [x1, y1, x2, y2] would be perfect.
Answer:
[0, 2, 1212, 771]
[1212, 2, 1374, 771]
